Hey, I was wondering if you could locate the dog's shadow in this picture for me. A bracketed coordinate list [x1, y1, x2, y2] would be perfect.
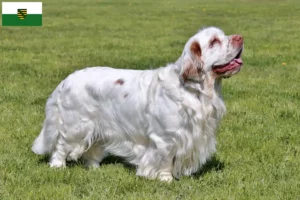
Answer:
[99, 155, 225, 177]
[38, 155, 85, 168]
[38, 155, 224, 178]
[192, 156, 225, 178]
[37, 155, 135, 170]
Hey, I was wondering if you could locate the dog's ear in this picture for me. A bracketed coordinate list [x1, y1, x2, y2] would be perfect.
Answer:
[190, 41, 202, 59]
[180, 41, 203, 82]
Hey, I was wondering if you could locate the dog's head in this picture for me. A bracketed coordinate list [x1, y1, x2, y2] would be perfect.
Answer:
[178, 27, 244, 81]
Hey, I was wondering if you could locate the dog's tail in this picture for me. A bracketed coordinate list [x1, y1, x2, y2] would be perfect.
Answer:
[32, 83, 63, 155]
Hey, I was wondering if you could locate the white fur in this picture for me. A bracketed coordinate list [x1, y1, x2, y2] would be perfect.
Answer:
[32, 27, 243, 182]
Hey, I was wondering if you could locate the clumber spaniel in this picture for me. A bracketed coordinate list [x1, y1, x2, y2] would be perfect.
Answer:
[32, 27, 243, 182]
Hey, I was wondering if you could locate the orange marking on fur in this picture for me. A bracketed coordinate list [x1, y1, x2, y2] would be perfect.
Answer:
[182, 65, 200, 82]
[115, 79, 124, 85]
[190, 41, 202, 58]
[209, 36, 221, 48]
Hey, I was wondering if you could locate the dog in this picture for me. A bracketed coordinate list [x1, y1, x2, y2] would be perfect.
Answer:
[32, 27, 243, 182]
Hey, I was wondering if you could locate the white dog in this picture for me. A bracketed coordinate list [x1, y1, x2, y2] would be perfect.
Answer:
[32, 27, 243, 182]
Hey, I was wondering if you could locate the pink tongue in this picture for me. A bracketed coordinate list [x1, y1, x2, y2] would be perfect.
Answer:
[213, 58, 243, 73]
[235, 58, 242, 64]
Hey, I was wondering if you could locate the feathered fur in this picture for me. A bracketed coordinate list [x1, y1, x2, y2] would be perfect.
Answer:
[32, 27, 244, 182]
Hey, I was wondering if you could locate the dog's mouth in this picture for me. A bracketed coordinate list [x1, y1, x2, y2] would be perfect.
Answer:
[212, 48, 243, 74]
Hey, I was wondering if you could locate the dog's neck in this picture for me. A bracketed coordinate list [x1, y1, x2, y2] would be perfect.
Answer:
[172, 58, 223, 100]
[157, 64, 226, 120]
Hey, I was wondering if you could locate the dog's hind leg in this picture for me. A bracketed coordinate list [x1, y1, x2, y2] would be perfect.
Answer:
[49, 134, 69, 168]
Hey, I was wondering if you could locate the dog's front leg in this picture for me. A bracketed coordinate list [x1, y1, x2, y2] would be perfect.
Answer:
[136, 134, 175, 183]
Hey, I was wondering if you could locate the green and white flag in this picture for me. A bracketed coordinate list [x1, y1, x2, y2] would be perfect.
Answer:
[2, 2, 42, 26]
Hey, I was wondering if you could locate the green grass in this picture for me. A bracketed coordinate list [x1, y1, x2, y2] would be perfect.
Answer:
[1, 0, 300, 199]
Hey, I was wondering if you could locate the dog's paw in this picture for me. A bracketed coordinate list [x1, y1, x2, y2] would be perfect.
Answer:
[158, 172, 173, 183]
[49, 159, 66, 168]
[85, 160, 100, 169]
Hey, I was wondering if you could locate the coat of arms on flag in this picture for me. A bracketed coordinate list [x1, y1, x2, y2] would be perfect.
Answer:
[17, 9, 27, 20]
[2, 2, 42, 26]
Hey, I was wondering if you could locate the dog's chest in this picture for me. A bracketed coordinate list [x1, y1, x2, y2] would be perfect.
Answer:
[182, 90, 226, 133]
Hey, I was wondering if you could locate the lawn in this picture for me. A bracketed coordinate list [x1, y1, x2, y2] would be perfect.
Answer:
[1, 0, 300, 199]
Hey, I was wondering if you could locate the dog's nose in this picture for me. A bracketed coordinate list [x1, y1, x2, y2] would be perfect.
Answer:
[231, 35, 243, 47]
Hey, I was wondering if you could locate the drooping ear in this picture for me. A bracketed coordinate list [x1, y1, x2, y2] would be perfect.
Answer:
[190, 41, 202, 58]
[180, 41, 203, 82]
[181, 56, 198, 81]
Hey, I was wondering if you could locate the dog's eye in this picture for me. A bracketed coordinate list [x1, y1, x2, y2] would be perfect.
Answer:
[209, 37, 221, 47]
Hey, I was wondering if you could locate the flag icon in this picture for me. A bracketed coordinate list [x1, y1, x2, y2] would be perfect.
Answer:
[2, 2, 42, 26]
